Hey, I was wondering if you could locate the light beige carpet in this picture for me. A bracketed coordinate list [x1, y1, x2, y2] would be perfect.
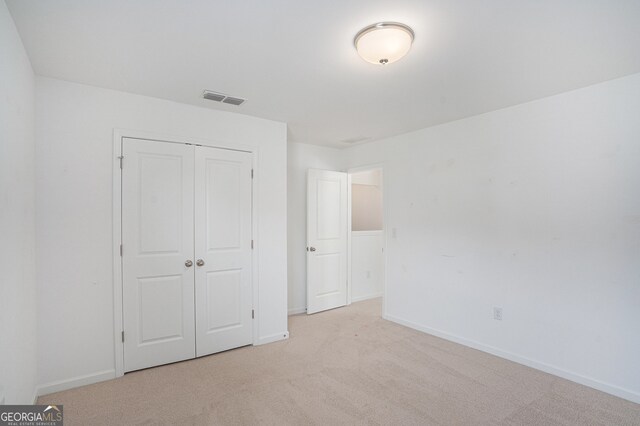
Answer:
[39, 298, 639, 425]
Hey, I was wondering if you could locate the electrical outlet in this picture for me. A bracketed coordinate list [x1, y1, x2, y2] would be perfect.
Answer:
[493, 307, 503, 321]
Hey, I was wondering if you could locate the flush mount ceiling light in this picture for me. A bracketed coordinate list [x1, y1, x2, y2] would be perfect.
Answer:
[354, 22, 414, 65]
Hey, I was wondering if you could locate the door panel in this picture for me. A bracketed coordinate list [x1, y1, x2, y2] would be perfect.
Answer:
[307, 169, 348, 314]
[317, 179, 342, 239]
[195, 147, 253, 356]
[315, 253, 342, 296]
[205, 161, 242, 250]
[122, 138, 195, 372]
[138, 155, 183, 253]
[206, 269, 242, 331]
[138, 275, 184, 343]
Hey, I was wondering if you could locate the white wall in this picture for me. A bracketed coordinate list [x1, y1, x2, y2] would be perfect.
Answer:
[351, 231, 384, 302]
[350, 169, 384, 302]
[35, 77, 288, 394]
[287, 142, 345, 314]
[351, 169, 383, 232]
[0, 2, 37, 404]
[344, 73, 640, 403]
[351, 169, 382, 187]
[351, 185, 383, 231]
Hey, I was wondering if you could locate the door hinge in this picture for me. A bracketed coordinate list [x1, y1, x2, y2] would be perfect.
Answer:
[252, 309, 255, 319]
[120, 244, 123, 256]
[118, 156, 123, 169]
[251, 169, 254, 179]
[251, 240, 254, 249]
[121, 331, 125, 342]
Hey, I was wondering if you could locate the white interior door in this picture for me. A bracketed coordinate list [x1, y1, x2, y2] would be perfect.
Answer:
[122, 138, 196, 372]
[195, 146, 253, 356]
[307, 169, 348, 314]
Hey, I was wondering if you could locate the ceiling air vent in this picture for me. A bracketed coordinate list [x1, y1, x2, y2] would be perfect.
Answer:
[203, 91, 226, 102]
[202, 90, 246, 106]
[222, 96, 245, 106]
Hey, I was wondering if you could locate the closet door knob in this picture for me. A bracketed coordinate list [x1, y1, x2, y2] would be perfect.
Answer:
[309, 247, 316, 252]
[185, 260, 193, 267]
[196, 259, 205, 267]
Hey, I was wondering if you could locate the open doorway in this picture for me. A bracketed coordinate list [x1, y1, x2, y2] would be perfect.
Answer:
[349, 167, 384, 316]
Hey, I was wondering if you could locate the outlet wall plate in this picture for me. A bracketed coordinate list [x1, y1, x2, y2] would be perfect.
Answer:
[493, 307, 503, 321]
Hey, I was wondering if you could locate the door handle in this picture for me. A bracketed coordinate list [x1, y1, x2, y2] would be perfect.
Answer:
[196, 259, 205, 267]
[309, 247, 316, 252]
[185, 260, 193, 267]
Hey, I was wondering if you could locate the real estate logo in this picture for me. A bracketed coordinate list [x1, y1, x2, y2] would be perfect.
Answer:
[0, 405, 63, 426]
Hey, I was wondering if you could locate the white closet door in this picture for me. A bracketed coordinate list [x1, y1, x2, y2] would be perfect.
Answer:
[122, 138, 196, 372]
[307, 169, 348, 314]
[194, 146, 253, 356]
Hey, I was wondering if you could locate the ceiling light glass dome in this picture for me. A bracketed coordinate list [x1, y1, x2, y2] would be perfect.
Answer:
[354, 22, 414, 65]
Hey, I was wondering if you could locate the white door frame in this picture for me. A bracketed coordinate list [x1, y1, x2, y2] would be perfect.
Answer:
[112, 128, 259, 377]
[347, 163, 387, 315]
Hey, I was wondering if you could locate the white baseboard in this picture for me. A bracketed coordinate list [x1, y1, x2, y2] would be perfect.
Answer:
[36, 369, 116, 397]
[257, 331, 289, 345]
[351, 292, 383, 303]
[288, 307, 306, 315]
[383, 314, 640, 404]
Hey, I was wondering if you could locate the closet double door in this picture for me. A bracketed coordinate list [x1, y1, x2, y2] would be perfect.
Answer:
[121, 138, 253, 372]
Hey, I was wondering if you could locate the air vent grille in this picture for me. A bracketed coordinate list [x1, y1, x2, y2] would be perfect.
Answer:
[203, 91, 225, 102]
[202, 90, 246, 106]
[222, 96, 245, 106]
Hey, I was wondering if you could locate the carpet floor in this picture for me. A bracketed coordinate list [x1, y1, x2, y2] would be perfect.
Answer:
[39, 298, 640, 425]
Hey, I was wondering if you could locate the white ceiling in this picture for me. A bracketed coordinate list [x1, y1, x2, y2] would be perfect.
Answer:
[7, 0, 640, 147]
